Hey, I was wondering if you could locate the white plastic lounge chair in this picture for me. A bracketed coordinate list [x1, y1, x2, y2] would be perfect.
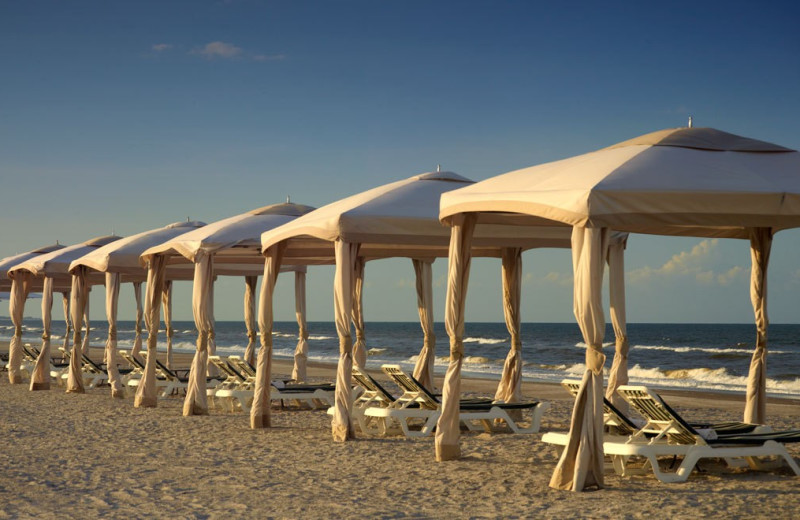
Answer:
[227, 355, 335, 410]
[561, 379, 767, 436]
[209, 355, 256, 412]
[363, 364, 548, 438]
[598, 385, 800, 482]
[57, 347, 108, 388]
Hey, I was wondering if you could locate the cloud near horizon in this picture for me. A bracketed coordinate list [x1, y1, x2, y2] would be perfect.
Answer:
[151, 43, 173, 52]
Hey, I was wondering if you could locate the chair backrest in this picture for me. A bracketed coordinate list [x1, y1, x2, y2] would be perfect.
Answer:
[209, 355, 245, 383]
[22, 344, 39, 362]
[81, 353, 107, 375]
[617, 385, 702, 445]
[119, 350, 146, 371]
[141, 351, 178, 381]
[228, 356, 257, 379]
[561, 379, 638, 435]
[381, 364, 440, 410]
[352, 366, 395, 406]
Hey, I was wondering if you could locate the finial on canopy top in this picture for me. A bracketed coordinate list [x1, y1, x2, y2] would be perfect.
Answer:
[688, 116, 693, 128]
[187, 216, 190, 222]
[287, 195, 291, 203]
[437, 164, 441, 172]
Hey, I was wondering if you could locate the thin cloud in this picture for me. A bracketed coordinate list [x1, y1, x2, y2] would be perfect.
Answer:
[151, 43, 173, 52]
[523, 271, 573, 287]
[628, 239, 746, 286]
[195, 41, 243, 59]
[253, 53, 286, 62]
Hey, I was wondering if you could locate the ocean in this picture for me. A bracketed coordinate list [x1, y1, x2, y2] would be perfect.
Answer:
[3, 318, 799, 397]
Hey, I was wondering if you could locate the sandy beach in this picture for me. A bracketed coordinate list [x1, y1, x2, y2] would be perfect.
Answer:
[2, 342, 800, 519]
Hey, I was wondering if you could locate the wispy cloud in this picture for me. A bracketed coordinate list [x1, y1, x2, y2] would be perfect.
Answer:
[151, 43, 173, 52]
[253, 53, 286, 62]
[522, 271, 573, 287]
[195, 41, 243, 59]
[628, 239, 746, 286]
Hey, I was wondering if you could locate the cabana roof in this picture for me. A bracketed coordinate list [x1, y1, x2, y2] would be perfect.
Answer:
[440, 127, 800, 239]
[0, 243, 65, 291]
[261, 170, 573, 264]
[8, 235, 121, 285]
[69, 220, 206, 280]
[141, 202, 315, 276]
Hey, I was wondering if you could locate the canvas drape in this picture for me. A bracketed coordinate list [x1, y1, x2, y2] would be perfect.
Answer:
[251, 243, 286, 428]
[293, 271, 309, 382]
[550, 226, 608, 492]
[351, 257, 367, 369]
[30, 277, 54, 390]
[331, 240, 359, 441]
[134, 256, 166, 408]
[61, 291, 71, 354]
[243, 275, 258, 366]
[105, 272, 125, 398]
[435, 213, 477, 461]
[495, 248, 523, 404]
[744, 227, 772, 424]
[604, 239, 629, 411]
[67, 268, 90, 393]
[7, 273, 31, 384]
[162, 281, 174, 369]
[183, 254, 215, 416]
[411, 259, 436, 390]
[131, 282, 144, 361]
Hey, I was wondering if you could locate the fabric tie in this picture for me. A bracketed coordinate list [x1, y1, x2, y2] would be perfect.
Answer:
[586, 344, 606, 375]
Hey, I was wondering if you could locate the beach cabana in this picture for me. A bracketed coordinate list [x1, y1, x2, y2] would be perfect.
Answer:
[1, 244, 69, 386]
[140, 202, 314, 414]
[439, 126, 800, 491]
[69, 220, 205, 398]
[7, 235, 121, 393]
[258, 170, 574, 436]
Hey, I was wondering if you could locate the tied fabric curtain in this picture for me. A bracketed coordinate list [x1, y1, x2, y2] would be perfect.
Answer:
[292, 271, 310, 383]
[67, 268, 90, 393]
[744, 227, 772, 424]
[435, 213, 477, 461]
[331, 240, 360, 441]
[134, 256, 167, 408]
[550, 226, 608, 492]
[251, 243, 286, 428]
[494, 248, 523, 405]
[604, 238, 629, 412]
[30, 277, 54, 390]
[7, 272, 31, 384]
[243, 275, 258, 366]
[105, 272, 125, 398]
[61, 291, 71, 354]
[351, 257, 367, 370]
[131, 282, 144, 362]
[183, 254, 215, 416]
[411, 259, 436, 391]
[162, 281, 174, 369]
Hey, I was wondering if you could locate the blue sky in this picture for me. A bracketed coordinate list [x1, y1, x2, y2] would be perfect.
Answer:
[2, 1, 800, 324]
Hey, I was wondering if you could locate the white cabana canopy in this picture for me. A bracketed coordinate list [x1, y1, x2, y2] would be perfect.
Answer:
[1, 244, 65, 292]
[259, 170, 574, 437]
[7, 235, 121, 391]
[140, 202, 314, 414]
[439, 126, 800, 491]
[68, 220, 206, 397]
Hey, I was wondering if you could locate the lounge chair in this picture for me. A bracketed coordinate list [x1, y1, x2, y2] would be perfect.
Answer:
[209, 355, 255, 412]
[57, 347, 109, 388]
[362, 364, 548, 438]
[227, 355, 335, 409]
[126, 352, 193, 397]
[596, 385, 800, 482]
[561, 379, 767, 436]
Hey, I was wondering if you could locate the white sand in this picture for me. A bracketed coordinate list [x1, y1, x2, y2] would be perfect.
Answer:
[2, 346, 800, 518]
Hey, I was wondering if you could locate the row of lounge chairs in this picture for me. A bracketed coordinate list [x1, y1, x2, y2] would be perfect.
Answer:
[346, 365, 548, 438]
[543, 380, 800, 483]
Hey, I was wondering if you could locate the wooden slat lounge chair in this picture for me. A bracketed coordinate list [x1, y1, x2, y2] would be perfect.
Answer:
[592, 385, 800, 482]
[362, 364, 548, 438]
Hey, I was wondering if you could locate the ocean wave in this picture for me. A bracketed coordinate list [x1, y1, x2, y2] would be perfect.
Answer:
[463, 337, 506, 345]
[367, 348, 387, 356]
[308, 335, 334, 341]
[574, 341, 615, 349]
[633, 344, 791, 355]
